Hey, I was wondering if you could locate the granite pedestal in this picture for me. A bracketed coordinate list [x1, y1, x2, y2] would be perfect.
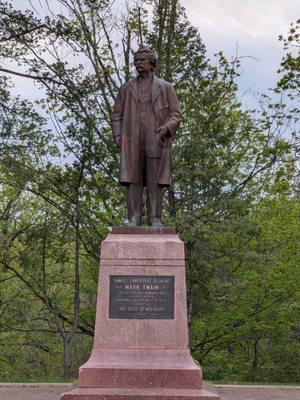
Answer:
[61, 227, 219, 400]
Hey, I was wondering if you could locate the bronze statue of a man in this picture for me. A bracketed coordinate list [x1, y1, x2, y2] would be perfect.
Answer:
[111, 47, 182, 227]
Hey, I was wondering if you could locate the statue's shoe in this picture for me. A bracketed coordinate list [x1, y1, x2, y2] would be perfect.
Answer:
[125, 216, 141, 227]
[150, 218, 164, 227]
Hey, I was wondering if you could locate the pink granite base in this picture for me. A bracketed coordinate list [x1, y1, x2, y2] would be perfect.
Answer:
[61, 232, 219, 400]
[79, 349, 201, 389]
[61, 387, 219, 399]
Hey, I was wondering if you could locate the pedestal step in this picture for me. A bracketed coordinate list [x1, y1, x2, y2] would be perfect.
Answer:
[79, 349, 202, 390]
[79, 367, 201, 389]
[61, 387, 220, 400]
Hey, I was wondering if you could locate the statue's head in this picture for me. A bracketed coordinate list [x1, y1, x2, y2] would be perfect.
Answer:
[134, 47, 158, 72]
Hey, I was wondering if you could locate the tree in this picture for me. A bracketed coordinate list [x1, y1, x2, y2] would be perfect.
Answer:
[0, 0, 298, 381]
[146, 1, 298, 382]
[0, 0, 142, 375]
[277, 19, 299, 166]
[189, 195, 299, 382]
[277, 19, 300, 97]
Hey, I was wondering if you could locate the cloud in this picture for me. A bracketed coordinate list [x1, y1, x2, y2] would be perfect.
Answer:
[182, 0, 299, 40]
[8, 0, 300, 107]
[181, 0, 300, 106]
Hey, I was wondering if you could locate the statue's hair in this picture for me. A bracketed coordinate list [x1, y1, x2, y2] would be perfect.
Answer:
[134, 47, 158, 69]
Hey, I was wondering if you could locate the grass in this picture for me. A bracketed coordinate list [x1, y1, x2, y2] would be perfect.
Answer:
[0, 376, 76, 383]
[1, 376, 298, 386]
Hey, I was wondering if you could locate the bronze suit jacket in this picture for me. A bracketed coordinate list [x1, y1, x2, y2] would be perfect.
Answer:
[111, 75, 182, 186]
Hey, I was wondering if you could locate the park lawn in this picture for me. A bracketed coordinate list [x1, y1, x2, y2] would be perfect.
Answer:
[0, 376, 76, 383]
[1, 377, 299, 386]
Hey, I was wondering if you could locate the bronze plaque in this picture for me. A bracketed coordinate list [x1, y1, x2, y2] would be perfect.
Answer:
[109, 275, 174, 319]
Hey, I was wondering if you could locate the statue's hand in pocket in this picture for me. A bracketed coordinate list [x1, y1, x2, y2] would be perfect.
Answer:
[115, 136, 122, 149]
[155, 125, 169, 144]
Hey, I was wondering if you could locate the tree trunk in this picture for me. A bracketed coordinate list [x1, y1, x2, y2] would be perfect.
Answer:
[187, 283, 194, 328]
[62, 337, 72, 378]
[251, 337, 260, 382]
[168, 187, 176, 217]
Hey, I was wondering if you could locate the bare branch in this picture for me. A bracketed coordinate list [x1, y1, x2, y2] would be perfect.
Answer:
[0, 67, 64, 86]
[0, 25, 46, 42]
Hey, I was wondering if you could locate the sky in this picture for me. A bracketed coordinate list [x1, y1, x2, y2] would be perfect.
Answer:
[181, 0, 300, 106]
[8, 0, 300, 109]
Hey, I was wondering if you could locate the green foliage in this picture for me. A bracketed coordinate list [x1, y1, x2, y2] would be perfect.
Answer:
[190, 197, 299, 382]
[278, 19, 300, 97]
[0, 0, 298, 383]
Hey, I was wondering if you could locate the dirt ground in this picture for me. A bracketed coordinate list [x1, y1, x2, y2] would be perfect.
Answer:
[0, 382, 299, 400]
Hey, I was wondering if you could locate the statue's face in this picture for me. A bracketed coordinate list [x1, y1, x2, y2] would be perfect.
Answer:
[134, 52, 153, 73]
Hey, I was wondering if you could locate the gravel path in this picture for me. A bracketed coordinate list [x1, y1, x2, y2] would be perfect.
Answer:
[0, 383, 299, 399]
[215, 384, 300, 399]
[0, 383, 71, 400]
